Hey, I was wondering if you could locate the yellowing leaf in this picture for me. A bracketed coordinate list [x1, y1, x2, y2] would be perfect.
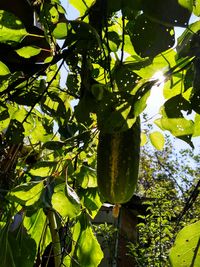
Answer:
[149, 131, 165, 150]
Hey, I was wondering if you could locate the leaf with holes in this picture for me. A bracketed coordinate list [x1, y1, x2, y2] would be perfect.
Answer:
[169, 220, 200, 267]
[113, 64, 140, 92]
[126, 14, 175, 57]
[164, 94, 192, 118]
[142, 0, 191, 27]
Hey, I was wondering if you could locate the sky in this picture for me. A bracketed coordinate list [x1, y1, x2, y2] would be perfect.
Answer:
[59, 0, 200, 152]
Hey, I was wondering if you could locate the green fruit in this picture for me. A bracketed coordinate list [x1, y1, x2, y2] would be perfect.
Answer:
[97, 118, 140, 204]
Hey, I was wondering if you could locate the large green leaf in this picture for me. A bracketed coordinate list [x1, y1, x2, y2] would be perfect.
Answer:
[141, 0, 191, 27]
[79, 188, 104, 219]
[127, 14, 175, 58]
[64, 214, 103, 267]
[52, 183, 81, 220]
[0, 10, 28, 44]
[169, 220, 200, 266]
[76, 165, 97, 188]
[0, 223, 36, 267]
[76, 216, 103, 267]
[155, 117, 194, 137]
[23, 209, 52, 257]
[8, 181, 44, 206]
[29, 161, 57, 178]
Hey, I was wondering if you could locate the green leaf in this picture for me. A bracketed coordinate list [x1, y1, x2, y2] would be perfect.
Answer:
[193, 113, 200, 137]
[79, 188, 103, 219]
[52, 183, 81, 220]
[0, 224, 37, 267]
[76, 216, 103, 267]
[5, 119, 24, 144]
[64, 214, 103, 266]
[0, 61, 10, 75]
[142, 0, 191, 27]
[140, 132, 147, 146]
[15, 46, 41, 58]
[169, 220, 200, 267]
[53, 22, 68, 39]
[155, 117, 194, 136]
[107, 31, 121, 52]
[113, 64, 140, 92]
[69, 0, 94, 16]
[164, 94, 192, 118]
[177, 21, 200, 57]
[76, 165, 97, 188]
[8, 181, 44, 206]
[0, 10, 28, 44]
[29, 161, 56, 177]
[149, 131, 165, 150]
[193, 0, 200, 16]
[23, 209, 52, 256]
[178, 0, 193, 11]
[127, 14, 175, 58]
[43, 140, 65, 150]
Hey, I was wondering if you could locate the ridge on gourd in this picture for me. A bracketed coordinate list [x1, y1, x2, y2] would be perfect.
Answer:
[97, 117, 140, 204]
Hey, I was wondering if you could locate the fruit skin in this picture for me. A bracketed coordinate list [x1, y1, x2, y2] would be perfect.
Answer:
[97, 118, 140, 204]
